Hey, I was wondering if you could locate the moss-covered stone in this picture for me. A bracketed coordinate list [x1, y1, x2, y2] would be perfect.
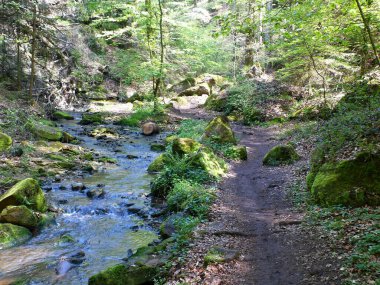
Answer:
[178, 83, 210, 96]
[204, 92, 227, 112]
[190, 148, 227, 177]
[172, 138, 201, 156]
[0, 178, 47, 212]
[226, 145, 248, 160]
[62, 132, 75, 143]
[263, 145, 300, 166]
[164, 135, 178, 145]
[27, 121, 63, 141]
[310, 152, 380, 207]
[204, 247, 239, 266]
[0, 223, 32, 249]
[0, 132, 12, 152]
[88, 263, 158, 285]
[0, 205, 38, 229]
[168, 77, 196, 94]
[147, 154, 170, 173]
[202, 116, 236, 144]
[79, 113, 104, 125]
[53, 111, 74, 120]
[46, 153, 76, 170]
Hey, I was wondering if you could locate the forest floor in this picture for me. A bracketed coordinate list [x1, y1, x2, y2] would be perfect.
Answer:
[167, 108, 346, 285]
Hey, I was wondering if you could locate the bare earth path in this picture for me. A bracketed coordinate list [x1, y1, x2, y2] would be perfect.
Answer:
[168, 109, 344, 285]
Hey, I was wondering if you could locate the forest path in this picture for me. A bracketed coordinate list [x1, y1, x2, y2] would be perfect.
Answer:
[168, 108, 342, 285]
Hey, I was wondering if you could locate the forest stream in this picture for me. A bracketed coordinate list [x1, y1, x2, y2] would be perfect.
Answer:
[0, 113, 164, 285]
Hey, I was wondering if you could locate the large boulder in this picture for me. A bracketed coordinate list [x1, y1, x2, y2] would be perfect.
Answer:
[168, 78, 196, 94]
[204, 90, 228, 111]
[0, 178, 47, 212]
[0, 223, 32, 249]
[172, 138, 201, 156]
[202, 116, 236, 144]
[179, 83, 210, 97]
[27, 121, 63, 141]
[0, 205, 39, 229]
[190, 148, 227, 177]
[263, 145, 300, 166]
[0, 132, 12, 152]
[310, 152, 380, 207]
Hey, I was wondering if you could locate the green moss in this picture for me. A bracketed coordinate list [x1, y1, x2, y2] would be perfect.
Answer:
[27, 121, 63, 141]
[53, 111, 74, 120]
[0, 205, 38, 229]
[225, 145, 248, 160]
[204, 249, 225, 266]
[147, 154, 170, 173]
[190, 148, 227, 177]
[172, 138, 201, 156]
[0, 223, 31, 249]
[0, 178, 47, 212]
[99, 156, 117, 163]
[0, 132, 12, 152]
[150, 143, 166, 152]
[204, 93, 227, 111]
[80, 113, 104, 125]
[202, 116, 236, 144]
[263, 145, 300, 166]
[88, 264, 158, 285]
[164, 135, 178, 145]
[311, 152, 380, 206]
[46, 154, 76, 170]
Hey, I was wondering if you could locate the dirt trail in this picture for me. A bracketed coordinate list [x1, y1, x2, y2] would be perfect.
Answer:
[168, 109, 343, 285]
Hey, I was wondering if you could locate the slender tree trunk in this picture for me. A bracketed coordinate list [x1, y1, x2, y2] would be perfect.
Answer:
[355, 0, 380, 66]
[29, 3, 37, 99]
[153, 0, 164, 110]
[145, 0, 155, 91]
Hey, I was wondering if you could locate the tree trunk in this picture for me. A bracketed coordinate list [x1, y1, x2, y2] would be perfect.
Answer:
[355, 0, 380, 67]
[153, 0, 164, 110]
[29, 3, 37, 99]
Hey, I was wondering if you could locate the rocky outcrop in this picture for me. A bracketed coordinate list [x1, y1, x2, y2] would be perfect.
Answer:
[27, 121, 63, 141]
[309, 152, 380, 206]
[202, 116, 236, 144]
[179, 83, 210, 97]
[263, 145, 300, 166]
[80, 113, 104, 125]
[0, 223, 31, 249]
[0, 178, 47, 213]
[0, 132, 12, 152]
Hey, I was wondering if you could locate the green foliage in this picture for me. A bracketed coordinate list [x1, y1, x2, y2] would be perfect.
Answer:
[117, 105, 165, 127]
[176, 119, 208, 140]
[167, 180, 216, 218]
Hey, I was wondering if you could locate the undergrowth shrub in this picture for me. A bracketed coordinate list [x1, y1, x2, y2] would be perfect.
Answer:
[176, 119, 208, 140]
[117, 105, 165, 127]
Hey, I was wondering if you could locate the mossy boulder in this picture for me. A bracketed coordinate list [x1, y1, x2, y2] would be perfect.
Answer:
[310, 152, 380, 207]
[172, 138, 201, 156]
[27, 121, 63, 141]
[88, 263, 158, 285]
[226, 145, 248, 160]
[204, 91, 228, 112]
[53, 111, 74, 120]
[263, 145, 300, 166]
[204, 247, 240, 266]
[190, 148, 227, 177]
[0, 205, 38, 229]
[168, 77, 196, 94]
[0, 223, 32, 249]
[164, 135, 178, 145]
[202, 116, 236, 144]
[0, 132, 12, 152]
[0, 178, 47, 212]
[147, 154, 171, 173]
[179, 83, 210, 96]
[80, 113, 104, 125]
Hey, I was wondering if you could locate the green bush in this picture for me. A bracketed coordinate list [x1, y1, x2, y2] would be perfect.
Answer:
[167, 180, 215, 218]
[176, 119, 208, 140]
[117, 105, 165, 127]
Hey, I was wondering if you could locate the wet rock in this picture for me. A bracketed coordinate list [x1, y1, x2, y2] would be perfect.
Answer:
[263, 144, 300, 166]
[54, 175, 61, 182]
[53, 111, 74, 120]
[0, 132, 12, 152]
[201, 116, 236, 144]
[160, 214, 181, 238]
[62, 131, 76, 143]
[86, 188, 106, 199]
[79, 113, 104, 125]
[56, 251, 85, 277]
[0, 178, 47, 212]
[43, 186, 53, 192]
[0, 223, 32, 249]
[71, 182, 86, 191]
[59, 185, 67, 190]
[147, 153, 170, 173]
[0, 205, 39, 229]
[150, 143, 166, 152]
[127, 205, 144, 214]
[58, 199, 68, 205]
[142, 122, 160, 136]
[126, 154, 139, 159]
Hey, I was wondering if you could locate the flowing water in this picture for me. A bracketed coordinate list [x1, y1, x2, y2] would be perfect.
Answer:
[0, 113, 164, 285]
